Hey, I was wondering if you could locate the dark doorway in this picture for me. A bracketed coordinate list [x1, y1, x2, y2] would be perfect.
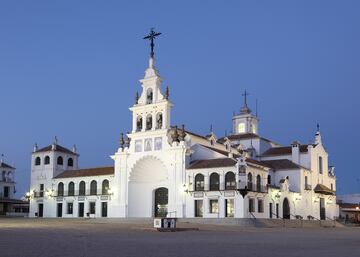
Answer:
[195, 200, 203, 217]
[269, 203, 273, 218]
[4, 186, 9, 198]
[101, 202, 108, 217]
[78, 202, 84, 217]
[38, 204, 43, 217]
[276, 203, 279, 218]
[320, 198, 326, 220]
[57, 203, 62, 217]
[154, 187, 168, 217]
[283, 198, 290, 219]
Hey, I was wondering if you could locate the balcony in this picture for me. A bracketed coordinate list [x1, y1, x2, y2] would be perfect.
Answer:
[55, 190, 111, 197]
[304, 184, 312, 190]
[247, 183, 267, 193]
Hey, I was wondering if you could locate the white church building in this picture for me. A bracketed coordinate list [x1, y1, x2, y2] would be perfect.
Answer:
[28, 31, 337, 220]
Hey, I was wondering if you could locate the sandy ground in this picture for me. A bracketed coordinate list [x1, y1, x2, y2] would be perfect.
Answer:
[0, 218, 359, 257]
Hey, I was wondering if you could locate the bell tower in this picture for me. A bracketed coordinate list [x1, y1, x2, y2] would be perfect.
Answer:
[129, 29, 173, 134]
[232, 90, 259, 135]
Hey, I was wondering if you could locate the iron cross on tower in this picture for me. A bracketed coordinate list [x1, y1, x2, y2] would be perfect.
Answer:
[242, 90, 249, 107]
[143, 28, 162, 58]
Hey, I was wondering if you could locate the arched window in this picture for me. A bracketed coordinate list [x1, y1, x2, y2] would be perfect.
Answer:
[267, 175, 271, 185]
[225, 172, 236, 190]
[67, 158, 74, 167]
[256, 175, 261, 192]
[102, 180, 109, 195]
[210, 173, 220, 191]
[90, 180, 97, 195]
[2, 171, 6, 181]
[44, 156, 50, 165]
[68, 182, 75, 196]
[247, 173, 253, 191]
[35, 157, 41, 166]
[195, 174, 204, 191]
[156, 112, 163, 129]
[136, 116, 143, 131]
[79, 181, 86, 196]
[57, 182, 64, 196]
[7, 171, 12, 182]
[57, 156, 63, 165]
[146, 114, 152, 130]
[146, 88, 153, 104]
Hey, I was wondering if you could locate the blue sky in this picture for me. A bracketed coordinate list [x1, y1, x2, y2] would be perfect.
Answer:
[0, 1, 359, 197]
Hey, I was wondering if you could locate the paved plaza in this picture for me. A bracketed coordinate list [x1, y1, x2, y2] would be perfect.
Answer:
[0, 218, 359, 257]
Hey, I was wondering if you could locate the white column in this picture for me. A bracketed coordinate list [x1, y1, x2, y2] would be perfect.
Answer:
[220, 173, 225, 191]
[204, 174, 209, 191]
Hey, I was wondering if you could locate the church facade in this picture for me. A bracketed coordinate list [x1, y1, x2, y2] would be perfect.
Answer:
[28, 34, 337, 220]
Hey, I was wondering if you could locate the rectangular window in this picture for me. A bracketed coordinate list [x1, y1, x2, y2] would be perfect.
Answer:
[249, 198, 255, 212]
[89, 202, 96, 214]
[144, 138, 152, 151]
[257, 199, 264, 213]
[225, 199, 234, 217]
[154, 137, 162, 150]
[67, 202, 73, 215]
[135, 140, 142, 152]
[209, 199, 219, 214]
[319, 156, 323, 174]
[39, 184, 44, 197]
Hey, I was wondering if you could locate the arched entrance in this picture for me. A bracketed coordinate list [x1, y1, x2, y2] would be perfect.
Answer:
[283, 198, 290, 219]
[154, 187, 168, 217]
[128, 156, 168, 217]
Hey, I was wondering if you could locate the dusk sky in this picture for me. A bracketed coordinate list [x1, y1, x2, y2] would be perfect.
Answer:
[0, 1, 359, 198]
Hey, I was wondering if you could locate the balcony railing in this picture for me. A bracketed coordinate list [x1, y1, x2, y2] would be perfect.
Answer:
[33, 191, 44, 198]
[247, 183, 267, 193]
[55, 190, 111, 197]
[192, 183, 267, 193]
[32, 190, 111, 198]
[305, 184, 312, 190]
[0, 193, 10, 199]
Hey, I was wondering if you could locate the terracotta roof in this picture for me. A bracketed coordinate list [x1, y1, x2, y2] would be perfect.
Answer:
[0, 199, 28, 204]
[262, 145, 311, 156]
[223, 133, 260, 141]
[260, 159, 303, 170]
[246, 158, 269, 168]
[0, 162, 15, 169]
[218, 133, 277, 144]
[34, 144, 77, 155]
[187, 158, 236, 170]
[55, 166, 114, 178]
[199, 144, 240, 158]
[338, 203, 360, 209]
[314, 184, 335, 195]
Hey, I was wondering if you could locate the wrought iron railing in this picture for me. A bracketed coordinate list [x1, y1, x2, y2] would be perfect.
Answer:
[55, 190, 111, 197]
[304, 184, 312, 190]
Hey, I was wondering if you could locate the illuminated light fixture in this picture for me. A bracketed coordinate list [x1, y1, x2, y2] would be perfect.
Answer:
[25, 192, 32, 200]
[107, 188, 114, 195]
[181, 184, 188, 193]
[356, 206, 359, 210]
